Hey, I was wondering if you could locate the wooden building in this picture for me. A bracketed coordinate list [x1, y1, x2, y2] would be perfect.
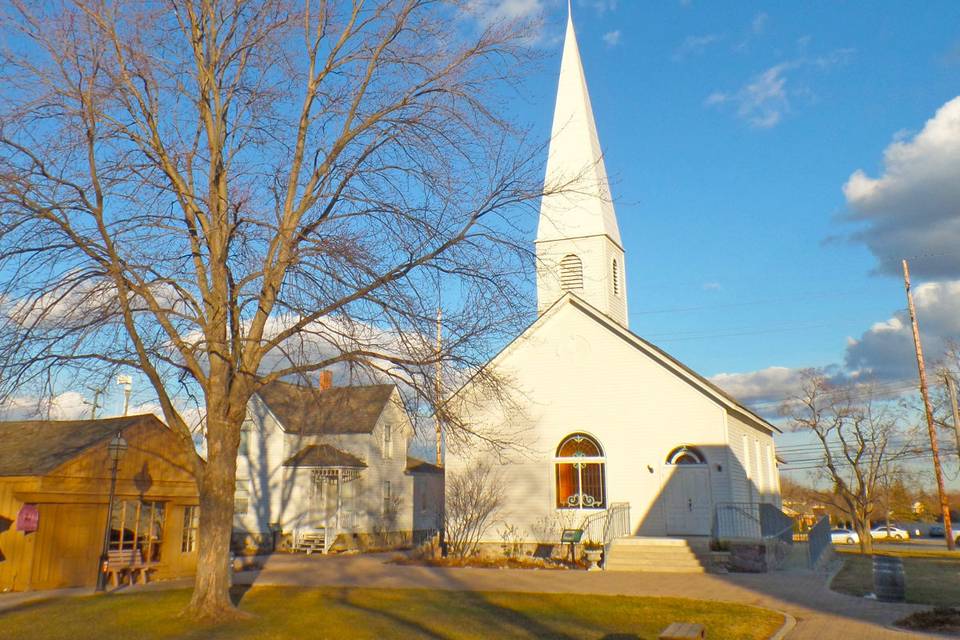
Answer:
[0, 414, 200, 591]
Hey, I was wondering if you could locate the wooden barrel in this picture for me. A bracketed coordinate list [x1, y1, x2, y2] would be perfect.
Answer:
[872, 555, 905, 602]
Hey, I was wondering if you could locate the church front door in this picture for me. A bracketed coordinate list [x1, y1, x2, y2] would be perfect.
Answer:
[663, 465, 711, 535]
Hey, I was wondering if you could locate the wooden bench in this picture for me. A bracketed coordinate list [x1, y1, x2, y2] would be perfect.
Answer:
[104, 549, 153, 587]
[659, 622, 705, 640]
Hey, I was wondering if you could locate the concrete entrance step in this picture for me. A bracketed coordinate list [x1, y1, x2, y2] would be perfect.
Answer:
[604, 536, 712, 573]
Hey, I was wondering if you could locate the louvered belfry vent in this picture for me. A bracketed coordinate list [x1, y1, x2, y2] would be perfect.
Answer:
[559, 254, 583, 291]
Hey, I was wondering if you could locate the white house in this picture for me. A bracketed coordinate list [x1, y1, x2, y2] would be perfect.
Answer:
[445, 10, 782, 554]
[234, 375, 443, 553]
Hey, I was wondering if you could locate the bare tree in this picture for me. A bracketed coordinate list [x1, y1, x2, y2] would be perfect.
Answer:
[783, 371, 917, 553]
[0, 0, 550, 619]
[444, 461, 504, 558]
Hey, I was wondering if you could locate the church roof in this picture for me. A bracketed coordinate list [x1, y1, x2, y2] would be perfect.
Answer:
[447, 293, 780, 435]
[256, 380, 395, 435]
[537, 7, 622, 248]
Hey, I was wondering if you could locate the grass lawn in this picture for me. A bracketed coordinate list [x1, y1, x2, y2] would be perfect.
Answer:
[0, 586, 784, 640]
[831, 548, 960, 607]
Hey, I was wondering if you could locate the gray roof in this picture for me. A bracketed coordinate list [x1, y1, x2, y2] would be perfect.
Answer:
[0, 414, 158, 477]
[283, 444, 366, 469]
[406, 456, 443, 475]
[256, 381, 395, 435]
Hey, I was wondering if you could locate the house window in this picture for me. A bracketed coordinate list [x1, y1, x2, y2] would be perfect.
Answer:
[109, 499, 165, 562]
[382, 480, 392, 515]
[612, 259, 619, 296]
[181, 505, 199, 553]
[555, 433, 605, 509]
[559, 254, 583, 291]
[235, 479, 250, 515]
[238, 420, 252, 456]
[383, 424, 393, 459]
[666, 445, 706, 465]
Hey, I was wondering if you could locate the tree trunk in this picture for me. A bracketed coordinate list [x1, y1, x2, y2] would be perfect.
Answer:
[186, 412, 242, 621]
[855, 520, 873, 554]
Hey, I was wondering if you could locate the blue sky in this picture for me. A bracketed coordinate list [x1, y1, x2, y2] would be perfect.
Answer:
[498, 0, 960, 414]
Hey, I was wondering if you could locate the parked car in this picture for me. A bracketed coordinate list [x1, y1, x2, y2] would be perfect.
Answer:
[830, 528, 860, 544]
[870, 525, 910, 541]
[930, 524, 945, 538]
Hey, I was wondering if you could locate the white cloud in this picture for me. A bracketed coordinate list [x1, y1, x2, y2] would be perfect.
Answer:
[1, 390, 91, 421]
[843, 96, 960, 277]
[580, 0, 618, 13]
[602, 30, 621, 47]
[708, 49, 852, 128]
[845, 280, 960, 380]
[673, 34, 723, 61]
[711, 366, 809, 404]
[713, 279, 960, 410]
[752, 12, 769, 35]
[464, 0, 544, 22]
[706, 63, 791, 128]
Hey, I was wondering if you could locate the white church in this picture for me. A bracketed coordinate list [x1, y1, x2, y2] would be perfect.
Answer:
[445, 10, 783, 556]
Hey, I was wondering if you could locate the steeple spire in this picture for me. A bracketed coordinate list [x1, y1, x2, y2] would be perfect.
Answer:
[535, 7, 628, 328]
[537, 5, 621, 247]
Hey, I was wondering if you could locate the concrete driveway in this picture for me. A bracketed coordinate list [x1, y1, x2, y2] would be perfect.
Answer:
[234, 552, 942, 640]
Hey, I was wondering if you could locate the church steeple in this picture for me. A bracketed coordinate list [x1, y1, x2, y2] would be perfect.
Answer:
[536, 6, 628, 328]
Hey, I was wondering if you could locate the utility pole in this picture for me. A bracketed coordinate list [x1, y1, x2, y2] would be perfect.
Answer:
[85, 385, 105, 420]
[903, 259, 954, 550]
[944, 372, 960, 460]
[434, 306, 443, 467]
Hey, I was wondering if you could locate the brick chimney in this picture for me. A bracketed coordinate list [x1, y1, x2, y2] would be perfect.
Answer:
[318, 370, 333, 391]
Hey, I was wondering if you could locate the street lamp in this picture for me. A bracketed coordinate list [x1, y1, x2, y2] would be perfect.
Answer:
[95, 432, 128, 592]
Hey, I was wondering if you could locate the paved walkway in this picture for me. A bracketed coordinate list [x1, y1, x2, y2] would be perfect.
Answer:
[0, 554, 941, 639]
[233, 553, 939, 639]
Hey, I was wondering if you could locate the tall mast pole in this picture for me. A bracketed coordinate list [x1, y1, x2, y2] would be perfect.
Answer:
[903, 259, 954, 550]
[435, 305, 443, 467]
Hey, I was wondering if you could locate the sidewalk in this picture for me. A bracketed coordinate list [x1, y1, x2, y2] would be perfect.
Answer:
[0, 553, 940, 639]
[234, 553, 938, 639]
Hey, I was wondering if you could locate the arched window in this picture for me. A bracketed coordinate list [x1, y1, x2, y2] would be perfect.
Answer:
[555, 433, 605, 509]
[559, 254, 583, 291]
[612, 259, 620, 296]
[666, 445, 706, 465]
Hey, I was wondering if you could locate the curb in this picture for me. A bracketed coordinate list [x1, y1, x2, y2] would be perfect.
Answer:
[768, 610, 797, 640]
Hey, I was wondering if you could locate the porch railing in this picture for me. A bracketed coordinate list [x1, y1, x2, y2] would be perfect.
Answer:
[807, 516, 832, 569]
[713, 502, 793, 545]
[579, 502, 631, 569]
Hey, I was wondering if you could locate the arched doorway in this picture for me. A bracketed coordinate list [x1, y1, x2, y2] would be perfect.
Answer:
[663, 446, 711, 535]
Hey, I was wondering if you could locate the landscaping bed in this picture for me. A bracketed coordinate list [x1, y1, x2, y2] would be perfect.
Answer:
[831, 548, 960, 607]
[0, 586, 784, 640]
[896, 607, 960, 635]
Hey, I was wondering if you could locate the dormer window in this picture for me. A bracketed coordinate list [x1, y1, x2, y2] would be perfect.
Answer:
[559, 254, 583, 291]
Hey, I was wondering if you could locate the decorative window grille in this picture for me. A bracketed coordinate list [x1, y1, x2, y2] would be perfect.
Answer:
[554, 433, 605, 509]
[181, 505, 199, 553]
[383, 424, 393, 459]
[109, 499, 166, 561]
[559, 254, 583, 291]
[612, 259, 619, 296]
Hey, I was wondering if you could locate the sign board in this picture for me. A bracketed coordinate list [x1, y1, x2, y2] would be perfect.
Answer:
[16, 503, 39, 533]
[560, 528, 583, 544]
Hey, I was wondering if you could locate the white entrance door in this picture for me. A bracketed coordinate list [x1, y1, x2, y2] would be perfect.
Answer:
[664, 465, 712, 535]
